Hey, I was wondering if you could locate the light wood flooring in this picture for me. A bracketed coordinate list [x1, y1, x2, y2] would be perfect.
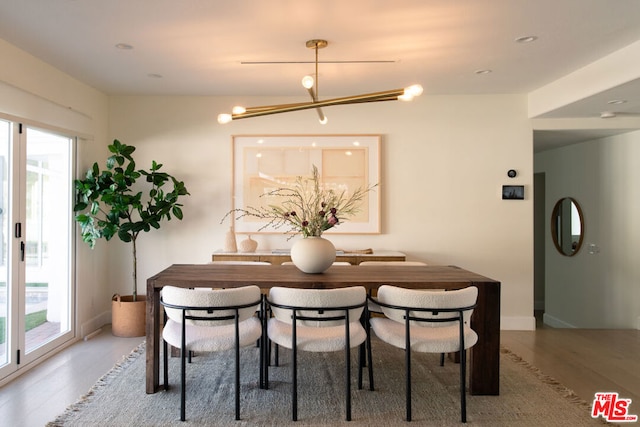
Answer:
[0, 323, 638, 426]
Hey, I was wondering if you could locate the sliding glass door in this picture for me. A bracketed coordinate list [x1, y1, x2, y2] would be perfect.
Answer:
[0, 119, 11, 372]
[0, 120, 74, 381]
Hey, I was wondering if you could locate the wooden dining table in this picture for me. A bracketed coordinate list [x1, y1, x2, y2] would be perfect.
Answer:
[145, 263, 501, 395]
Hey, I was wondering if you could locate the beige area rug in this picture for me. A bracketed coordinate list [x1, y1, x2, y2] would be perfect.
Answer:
[47, 338, 611, 426]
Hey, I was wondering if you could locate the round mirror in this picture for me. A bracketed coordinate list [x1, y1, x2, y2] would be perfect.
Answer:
[551, 197, 584, 256]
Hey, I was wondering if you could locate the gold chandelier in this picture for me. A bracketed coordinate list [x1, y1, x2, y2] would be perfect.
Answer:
[217, 39, 423, 124]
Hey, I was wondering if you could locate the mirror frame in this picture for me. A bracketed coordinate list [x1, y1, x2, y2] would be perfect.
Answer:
[551, 197, 584, 256]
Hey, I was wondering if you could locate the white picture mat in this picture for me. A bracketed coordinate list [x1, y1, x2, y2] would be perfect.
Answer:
[232, 135, 381, 234]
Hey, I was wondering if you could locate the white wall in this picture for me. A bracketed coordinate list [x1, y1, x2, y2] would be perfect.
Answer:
[108, 94, 535, 330]
[535, 131, 640, 329]
[0, 37, 536, 334]
[0, 39, 111, 337]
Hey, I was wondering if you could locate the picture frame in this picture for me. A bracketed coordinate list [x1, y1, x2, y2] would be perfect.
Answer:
[502, 185, 524, 200]
[232, 135, 381, 234]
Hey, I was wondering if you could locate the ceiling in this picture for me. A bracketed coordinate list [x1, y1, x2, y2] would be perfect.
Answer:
[2, 0, 640, 151]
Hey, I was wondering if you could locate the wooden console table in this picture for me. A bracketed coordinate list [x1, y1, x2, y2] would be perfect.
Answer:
[212, 250, 406, 265]
[146, 264, 500, 396]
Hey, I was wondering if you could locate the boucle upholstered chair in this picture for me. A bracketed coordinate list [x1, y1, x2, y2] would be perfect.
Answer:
[161, 285, 263, 421]
[265, 286, 371, 421]
[359, 261, 428, 313]
[369, 286, 478, 423]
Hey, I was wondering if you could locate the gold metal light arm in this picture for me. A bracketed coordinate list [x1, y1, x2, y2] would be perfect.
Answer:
[306, 87, 327, 123]
[227, 88, 406, 120]
[216, 39, 422, 124]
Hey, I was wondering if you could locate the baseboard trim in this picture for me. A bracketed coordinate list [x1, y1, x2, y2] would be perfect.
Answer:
[501, 316, 536, 331]
[80, 310, 111, 339]
[543, 313, 577, 328]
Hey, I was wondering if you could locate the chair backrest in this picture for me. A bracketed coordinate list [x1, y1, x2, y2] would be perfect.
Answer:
[269, 286, 366, 327]
[376, 286, 477, 327]
[359, 261, 427, 266]
[162, 285, 261, 327]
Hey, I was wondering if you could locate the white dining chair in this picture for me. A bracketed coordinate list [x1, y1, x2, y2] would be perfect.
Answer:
[359, 261, 428, 313]
[368, 286, 478, 423]
[161, 285, 263, 421]
[265, 286, 371, 421]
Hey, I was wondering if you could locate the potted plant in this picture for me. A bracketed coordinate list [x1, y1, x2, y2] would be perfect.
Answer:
[74, 139, 190, 336]
[222, 165, 375, 273]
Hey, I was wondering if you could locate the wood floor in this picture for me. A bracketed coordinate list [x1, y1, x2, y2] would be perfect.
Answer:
[0, 323, 638, 426]
[501, 325, 640, 407]
[0, 326, 144, 427]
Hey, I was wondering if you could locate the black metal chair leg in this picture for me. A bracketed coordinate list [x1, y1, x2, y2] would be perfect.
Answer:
[345, 345, 352, 421]
[357, 344, 364, 390]
[163, 339, 169, 391]
[460, 349, 467, 423]
[366, 330, 374, 391]
[406, 347, 412, 422]
[180, 345, 186, 421]
[292, 345, 298, 421]
[440, 352, 445, 366]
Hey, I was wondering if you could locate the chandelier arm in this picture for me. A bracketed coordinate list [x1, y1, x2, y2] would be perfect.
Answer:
[306, 87, 326, 122]
[315, 42, 319, 99]
[231, 89, 405, 120]
[244, 101, 317, 113]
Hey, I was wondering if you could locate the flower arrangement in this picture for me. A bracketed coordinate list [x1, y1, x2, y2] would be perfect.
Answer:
[222, 165, 376, 238]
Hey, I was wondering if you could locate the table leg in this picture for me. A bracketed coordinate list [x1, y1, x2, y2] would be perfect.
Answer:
[146, 283, 161, 394]
[469, 282, 500, 395]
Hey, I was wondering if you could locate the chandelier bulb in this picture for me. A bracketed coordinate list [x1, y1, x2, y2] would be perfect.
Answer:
[302, 75, 315, 89]
[399, 84, 424, 101]
[217, 113, 232, 124]
[232, 106, 246, 114]
[406, 84, 423, 97]
[319, 116, 328, 125]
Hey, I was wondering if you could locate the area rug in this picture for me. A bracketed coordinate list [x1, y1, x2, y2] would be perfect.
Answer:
[47, 339, 609, 426]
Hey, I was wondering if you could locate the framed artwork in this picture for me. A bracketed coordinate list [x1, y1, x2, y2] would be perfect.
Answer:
[232, 135, 381, 234]
[502, 185, 524, 200]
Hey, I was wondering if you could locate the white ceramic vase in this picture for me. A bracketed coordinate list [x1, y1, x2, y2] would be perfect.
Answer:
[290, 236, 336, 273]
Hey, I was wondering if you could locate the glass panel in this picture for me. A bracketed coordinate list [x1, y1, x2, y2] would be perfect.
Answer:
[24, 128, 72, 353]
[0, 120, 10, 367]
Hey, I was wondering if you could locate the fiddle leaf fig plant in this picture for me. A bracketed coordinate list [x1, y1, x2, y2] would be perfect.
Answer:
[74, 139, 190, 300]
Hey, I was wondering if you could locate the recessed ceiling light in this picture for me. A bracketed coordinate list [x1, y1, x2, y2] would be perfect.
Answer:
[607, 99, 627, 105]
[515, 36, 538, 43]
[600, 111, 616, 119]
[475, 69, 492, 75]
[115, 43, 134, 50]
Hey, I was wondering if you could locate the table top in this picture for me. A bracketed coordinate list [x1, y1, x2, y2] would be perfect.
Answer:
[147, 263, 499, 291]
[212, 250, 407, 257]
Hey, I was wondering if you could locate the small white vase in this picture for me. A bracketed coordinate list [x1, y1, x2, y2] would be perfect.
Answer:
[238, 235, 258, 253]
[290, 236, 336, 274]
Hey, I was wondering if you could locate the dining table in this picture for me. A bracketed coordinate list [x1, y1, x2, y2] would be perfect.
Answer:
[145, 263, 501, 395]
